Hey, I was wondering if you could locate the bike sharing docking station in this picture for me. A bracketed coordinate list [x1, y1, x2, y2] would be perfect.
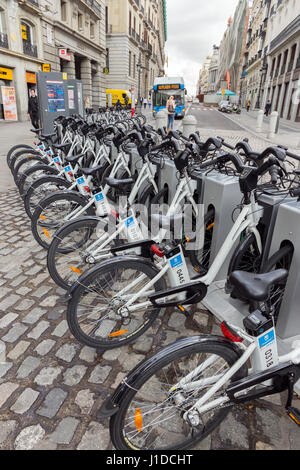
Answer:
[200, 171, 243, 280]
[37, 72, 84, 134]
[201, 191, 300, 394]
[37, 72, 69, 134]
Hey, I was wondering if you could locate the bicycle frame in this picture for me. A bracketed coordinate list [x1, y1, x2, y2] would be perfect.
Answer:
[119, 191, 263, 311]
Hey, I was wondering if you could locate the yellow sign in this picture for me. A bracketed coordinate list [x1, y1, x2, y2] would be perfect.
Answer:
[62, 72, 68, 80]
[21, 25, 27, 40]
[221, 89, 226, 96]
[103, 67, 109, 75]
[26, 72, 36, 84]
[42, 64, 51, 72]
[0, 67, 13, 81]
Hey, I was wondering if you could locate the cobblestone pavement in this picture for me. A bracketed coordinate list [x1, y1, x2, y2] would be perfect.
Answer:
[0, 186, 299, 451]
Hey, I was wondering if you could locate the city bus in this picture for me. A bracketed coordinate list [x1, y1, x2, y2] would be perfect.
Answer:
[152, 77, 186, 118]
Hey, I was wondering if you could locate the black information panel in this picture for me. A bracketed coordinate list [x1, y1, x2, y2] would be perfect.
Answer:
[37, 72, 69, 133]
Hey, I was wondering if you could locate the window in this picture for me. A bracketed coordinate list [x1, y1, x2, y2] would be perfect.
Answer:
[105, 6, 108, 34]
[0, 9, 5, 33]
[133, 54, 136, 79]
[61, 1, 67, 22]
[21, 20, 37, 57]
[78, 12, 83, 31]
[106, 48, 109, 69]
[90, 21, 95, 38]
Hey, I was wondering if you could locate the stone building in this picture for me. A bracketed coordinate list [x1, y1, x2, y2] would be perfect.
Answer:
[242, 0, 268, 109]
[207, 46, 219, 94]
[196, 56, 211, 97]
[0, 0, 45, 120]
[216, 0, 249, 97]
[105, 0, 167, 102]
[40, 0, 107, 109]
[261, 0, 300, 122]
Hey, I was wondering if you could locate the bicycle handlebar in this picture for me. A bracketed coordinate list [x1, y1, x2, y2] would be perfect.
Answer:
[199, 152, 245, 172]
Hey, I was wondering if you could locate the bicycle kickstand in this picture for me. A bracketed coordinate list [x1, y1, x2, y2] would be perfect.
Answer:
[286, 373, 300, 426]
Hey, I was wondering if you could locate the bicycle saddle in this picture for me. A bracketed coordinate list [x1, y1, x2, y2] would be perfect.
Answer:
[105, 177, 134, 188]
[229, 269, 288, 302]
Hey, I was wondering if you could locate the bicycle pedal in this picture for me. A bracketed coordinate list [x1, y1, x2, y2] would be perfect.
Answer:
[287, 406, 300, 426]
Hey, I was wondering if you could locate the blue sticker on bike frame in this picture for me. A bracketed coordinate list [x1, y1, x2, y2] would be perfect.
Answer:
[258, 329, 275, 349]
[170, 254, 183, 269]
[94, 192, 104, 201]
[64, 165, 71, 172]
[125, 217, 134, 227]
[53, 157, 60, 163]
[77, 177, 85, 185]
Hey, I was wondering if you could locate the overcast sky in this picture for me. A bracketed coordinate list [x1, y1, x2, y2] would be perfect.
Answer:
[165, 0, 241, 95]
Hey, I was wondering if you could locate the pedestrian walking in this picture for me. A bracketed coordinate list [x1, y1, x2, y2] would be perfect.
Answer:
[143, 97, 147, 109]
[27, 88, 39, 129]
[246, 100, 251, 112]
[166, 95, 175, 132]
[140, 96, 143, 107]
[148, 97, 151, 109]
[265, 100, 271, 116]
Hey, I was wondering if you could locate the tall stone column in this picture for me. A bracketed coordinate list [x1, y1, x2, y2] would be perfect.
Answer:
[81, 58, 92, 110]
[91, 62, 101, 109]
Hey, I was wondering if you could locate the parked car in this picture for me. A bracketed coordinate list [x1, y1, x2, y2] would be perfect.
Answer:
[218, 100, 231, 112]
[193, 98, 199, 104]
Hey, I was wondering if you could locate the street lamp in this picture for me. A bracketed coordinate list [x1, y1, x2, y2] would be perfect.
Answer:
[136, 54, 145, 113]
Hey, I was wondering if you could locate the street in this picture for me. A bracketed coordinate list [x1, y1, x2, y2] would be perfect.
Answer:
[187, 103, 243, 131]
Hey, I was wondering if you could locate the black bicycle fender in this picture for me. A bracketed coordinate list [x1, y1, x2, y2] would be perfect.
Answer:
[97, 335, 245, 418]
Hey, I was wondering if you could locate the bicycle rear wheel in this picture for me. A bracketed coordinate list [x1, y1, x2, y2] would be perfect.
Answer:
[67, 257, 166, 350]
[47, 216, 117, 290]
[31, 191, 95, 249]
[109, 337, 247, 450]
[23, 175, 71, 219]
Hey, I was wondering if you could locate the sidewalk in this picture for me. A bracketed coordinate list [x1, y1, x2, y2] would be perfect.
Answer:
[222, 109, 300, 152]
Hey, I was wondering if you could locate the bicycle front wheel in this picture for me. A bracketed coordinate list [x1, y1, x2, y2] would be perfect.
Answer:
[67, 257, 166, 350]
[109, 337, 247, 450]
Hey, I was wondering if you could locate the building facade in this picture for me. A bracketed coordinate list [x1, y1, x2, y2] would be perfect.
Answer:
[0, 0, 45, 120]
[207, 45, 219, 93]
[216, 0, 250, 96]
[242, 0, 268, 109]
[40, 0, 107, 109]
[105, 0, 167, 101]
[196, 56, 211, 96]
[261, 0, 300, 122]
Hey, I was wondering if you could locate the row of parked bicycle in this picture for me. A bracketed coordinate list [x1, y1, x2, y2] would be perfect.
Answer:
[7, 109, 300, 450]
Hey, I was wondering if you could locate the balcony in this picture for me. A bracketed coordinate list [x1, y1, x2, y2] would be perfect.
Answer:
[133, 0, 139, 10]
[84, 0, 101, 18]
[0, 32, 8, 49]
[23, 41, 38, 58]
[17, 0, 41, 15]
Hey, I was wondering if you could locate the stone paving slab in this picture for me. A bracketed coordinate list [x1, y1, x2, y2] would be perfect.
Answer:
[0, 187, 299, 451]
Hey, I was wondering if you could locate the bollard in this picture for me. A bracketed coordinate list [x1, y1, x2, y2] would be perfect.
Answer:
[182, 114, 197, 137]
[155, 109, 167, 131]
[256, 109, 264, 133]
[267, 111, 278, 139]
